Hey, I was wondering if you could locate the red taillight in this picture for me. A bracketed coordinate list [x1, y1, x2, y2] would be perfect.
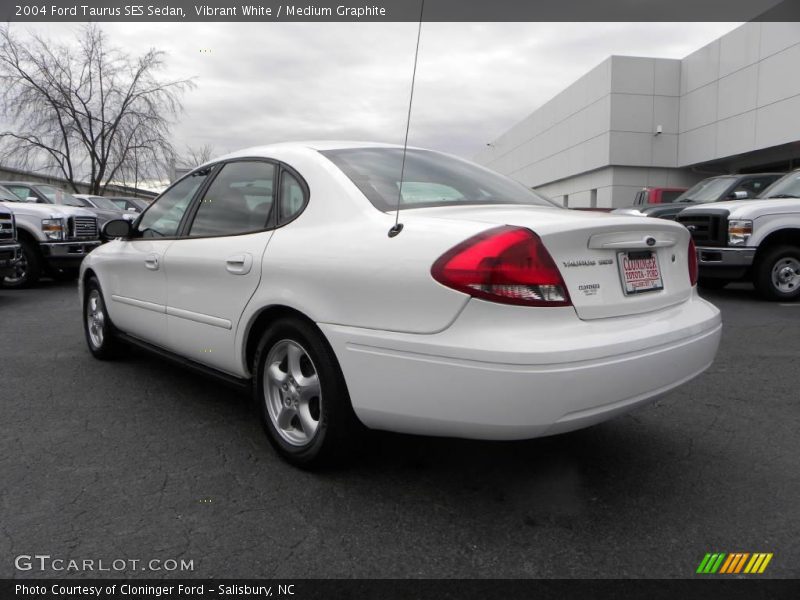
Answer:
[688, 238, 698, 286]
[431, 225, 571, 307]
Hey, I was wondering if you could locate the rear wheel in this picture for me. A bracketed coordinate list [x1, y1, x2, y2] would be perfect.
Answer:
[754, 245, 800, 301]
[83, 278, 122, 359]
[253, 317, 362, 468]
[2, 239, 41, 289]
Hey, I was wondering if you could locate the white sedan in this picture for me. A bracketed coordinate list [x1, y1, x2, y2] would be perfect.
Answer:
[80, 141, 722, 467]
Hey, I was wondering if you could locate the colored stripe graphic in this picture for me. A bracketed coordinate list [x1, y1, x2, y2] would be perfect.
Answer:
[697, 553, 727, 574]
[720, 553, 749, 574]
[698, 552, 773, 574]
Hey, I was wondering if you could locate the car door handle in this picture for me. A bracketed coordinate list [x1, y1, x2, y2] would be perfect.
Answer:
[226, 253, 252, 275]
[144, 254, 160, 270]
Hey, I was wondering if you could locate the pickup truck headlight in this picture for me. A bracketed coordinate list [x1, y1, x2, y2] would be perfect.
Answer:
[728, 219, 753, 246]
[42, 218, 66, 241]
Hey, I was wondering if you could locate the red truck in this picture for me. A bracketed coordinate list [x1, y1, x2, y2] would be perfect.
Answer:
[633, 187, 687, 205]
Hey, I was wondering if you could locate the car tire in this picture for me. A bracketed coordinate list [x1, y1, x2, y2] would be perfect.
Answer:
[697, 277, 729, 290]
[83, 277, 122, 359]
[754, 245, 800, 301]
[2, 239, 41, 289]
[253, 317, 363, 468]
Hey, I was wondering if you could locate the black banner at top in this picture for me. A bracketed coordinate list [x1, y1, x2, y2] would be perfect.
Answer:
[4, 0, 800, 22]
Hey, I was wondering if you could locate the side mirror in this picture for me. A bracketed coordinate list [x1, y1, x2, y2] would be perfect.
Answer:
[25, 196, 39, 203]
[731, 190, 749, 200]
[102, 218, 133, 240]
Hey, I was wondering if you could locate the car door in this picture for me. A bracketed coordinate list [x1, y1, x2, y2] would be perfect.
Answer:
[102, 170, 210, 348]
[163, 160, 289, 375]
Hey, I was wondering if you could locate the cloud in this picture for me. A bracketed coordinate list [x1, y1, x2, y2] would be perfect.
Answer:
[12, 21, 742, 163]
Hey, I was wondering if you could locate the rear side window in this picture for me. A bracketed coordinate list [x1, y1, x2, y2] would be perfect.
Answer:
[189, 161, 276, 237]
[137, 172, 208, 238]
[278, 171, 306, 223]
[634, 191, 645, 205]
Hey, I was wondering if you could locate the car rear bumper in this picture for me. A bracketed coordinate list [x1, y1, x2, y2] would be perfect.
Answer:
[320, 292, 721, 440]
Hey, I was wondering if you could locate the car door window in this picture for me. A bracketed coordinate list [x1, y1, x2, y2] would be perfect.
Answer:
[7, 185, 35, 201]
[136, 172, 208, 238]
[189, 161, 276, 237]
[279, 170, 307, 223]
[735, 177, 779, 198]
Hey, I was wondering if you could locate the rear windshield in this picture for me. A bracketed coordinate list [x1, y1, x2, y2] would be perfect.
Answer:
[320, 147, 558, 211]
[661, 190, 684, 203]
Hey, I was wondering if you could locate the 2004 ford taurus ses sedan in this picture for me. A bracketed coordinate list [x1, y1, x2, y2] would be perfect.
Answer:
[79, 141, 722, 467]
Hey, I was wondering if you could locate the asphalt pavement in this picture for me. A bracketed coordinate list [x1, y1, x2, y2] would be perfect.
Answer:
[1, 281, 798, 578]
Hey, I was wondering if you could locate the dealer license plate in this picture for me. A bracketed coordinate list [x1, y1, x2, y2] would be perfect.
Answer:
[617, 250, 663, 295]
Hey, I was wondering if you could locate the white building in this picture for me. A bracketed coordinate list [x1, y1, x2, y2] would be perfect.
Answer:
[474, 22, 800, 208]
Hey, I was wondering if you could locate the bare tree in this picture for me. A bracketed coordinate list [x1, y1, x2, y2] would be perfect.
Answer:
[0, 24, 194, 194]
[180, 143, 215, 169]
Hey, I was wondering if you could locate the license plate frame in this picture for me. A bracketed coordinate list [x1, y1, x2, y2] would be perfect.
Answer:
[617, 250, 664, 295]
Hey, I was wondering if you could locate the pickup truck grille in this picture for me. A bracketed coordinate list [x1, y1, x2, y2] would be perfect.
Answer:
[0, 214, 14, 241]
[68, 216, 99, 240]
[676, 213, 728, 247]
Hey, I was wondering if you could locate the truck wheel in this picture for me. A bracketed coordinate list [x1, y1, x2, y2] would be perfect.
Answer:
[754, 245, 800, 301]
[697, 278, 729, 290]
[2, 239, 41, 289]
[83, 277, 122, 359]
[253, 317, 364, 468]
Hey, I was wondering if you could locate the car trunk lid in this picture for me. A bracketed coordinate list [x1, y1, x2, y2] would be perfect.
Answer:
[404, 205, 694, 320]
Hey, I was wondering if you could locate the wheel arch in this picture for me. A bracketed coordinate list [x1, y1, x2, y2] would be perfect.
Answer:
[80, 266, 101, 303]
[242, 304, 329, 377]
[754, 228, 800, 262]
[14, 226, 40, 249]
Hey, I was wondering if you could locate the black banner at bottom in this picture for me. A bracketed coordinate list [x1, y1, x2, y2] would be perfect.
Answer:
[3, 579, 800, 600]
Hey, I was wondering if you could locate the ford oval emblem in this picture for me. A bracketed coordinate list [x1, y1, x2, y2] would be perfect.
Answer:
[646, 236, 656, 247]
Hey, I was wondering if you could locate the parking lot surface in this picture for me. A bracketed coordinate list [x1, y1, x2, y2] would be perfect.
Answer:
[1, 282, 798, 578]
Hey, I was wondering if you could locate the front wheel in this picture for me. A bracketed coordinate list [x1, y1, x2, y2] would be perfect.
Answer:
[83, 278, 122, 359]
[253, 317, 363, 468]
[2, 239, 41, 289]
[754, 245, 800, 301]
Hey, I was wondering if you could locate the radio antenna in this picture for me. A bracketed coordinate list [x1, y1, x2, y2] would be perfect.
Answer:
[388, 0, 425, 238]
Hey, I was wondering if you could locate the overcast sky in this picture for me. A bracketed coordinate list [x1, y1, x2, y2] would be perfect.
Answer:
[20, 22, 741, 164]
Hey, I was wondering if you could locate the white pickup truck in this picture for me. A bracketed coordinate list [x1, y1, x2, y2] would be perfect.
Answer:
[0, 186, 101, 288]
[677, 169, 800, 300]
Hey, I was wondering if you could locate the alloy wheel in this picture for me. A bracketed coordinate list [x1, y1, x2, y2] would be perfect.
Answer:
[263, 339, 322, 446]
[86, 289, 106, 348]
[3, 251, 27, 286]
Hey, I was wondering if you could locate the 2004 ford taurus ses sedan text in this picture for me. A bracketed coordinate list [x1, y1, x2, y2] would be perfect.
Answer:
[79, 141, 722, 467]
